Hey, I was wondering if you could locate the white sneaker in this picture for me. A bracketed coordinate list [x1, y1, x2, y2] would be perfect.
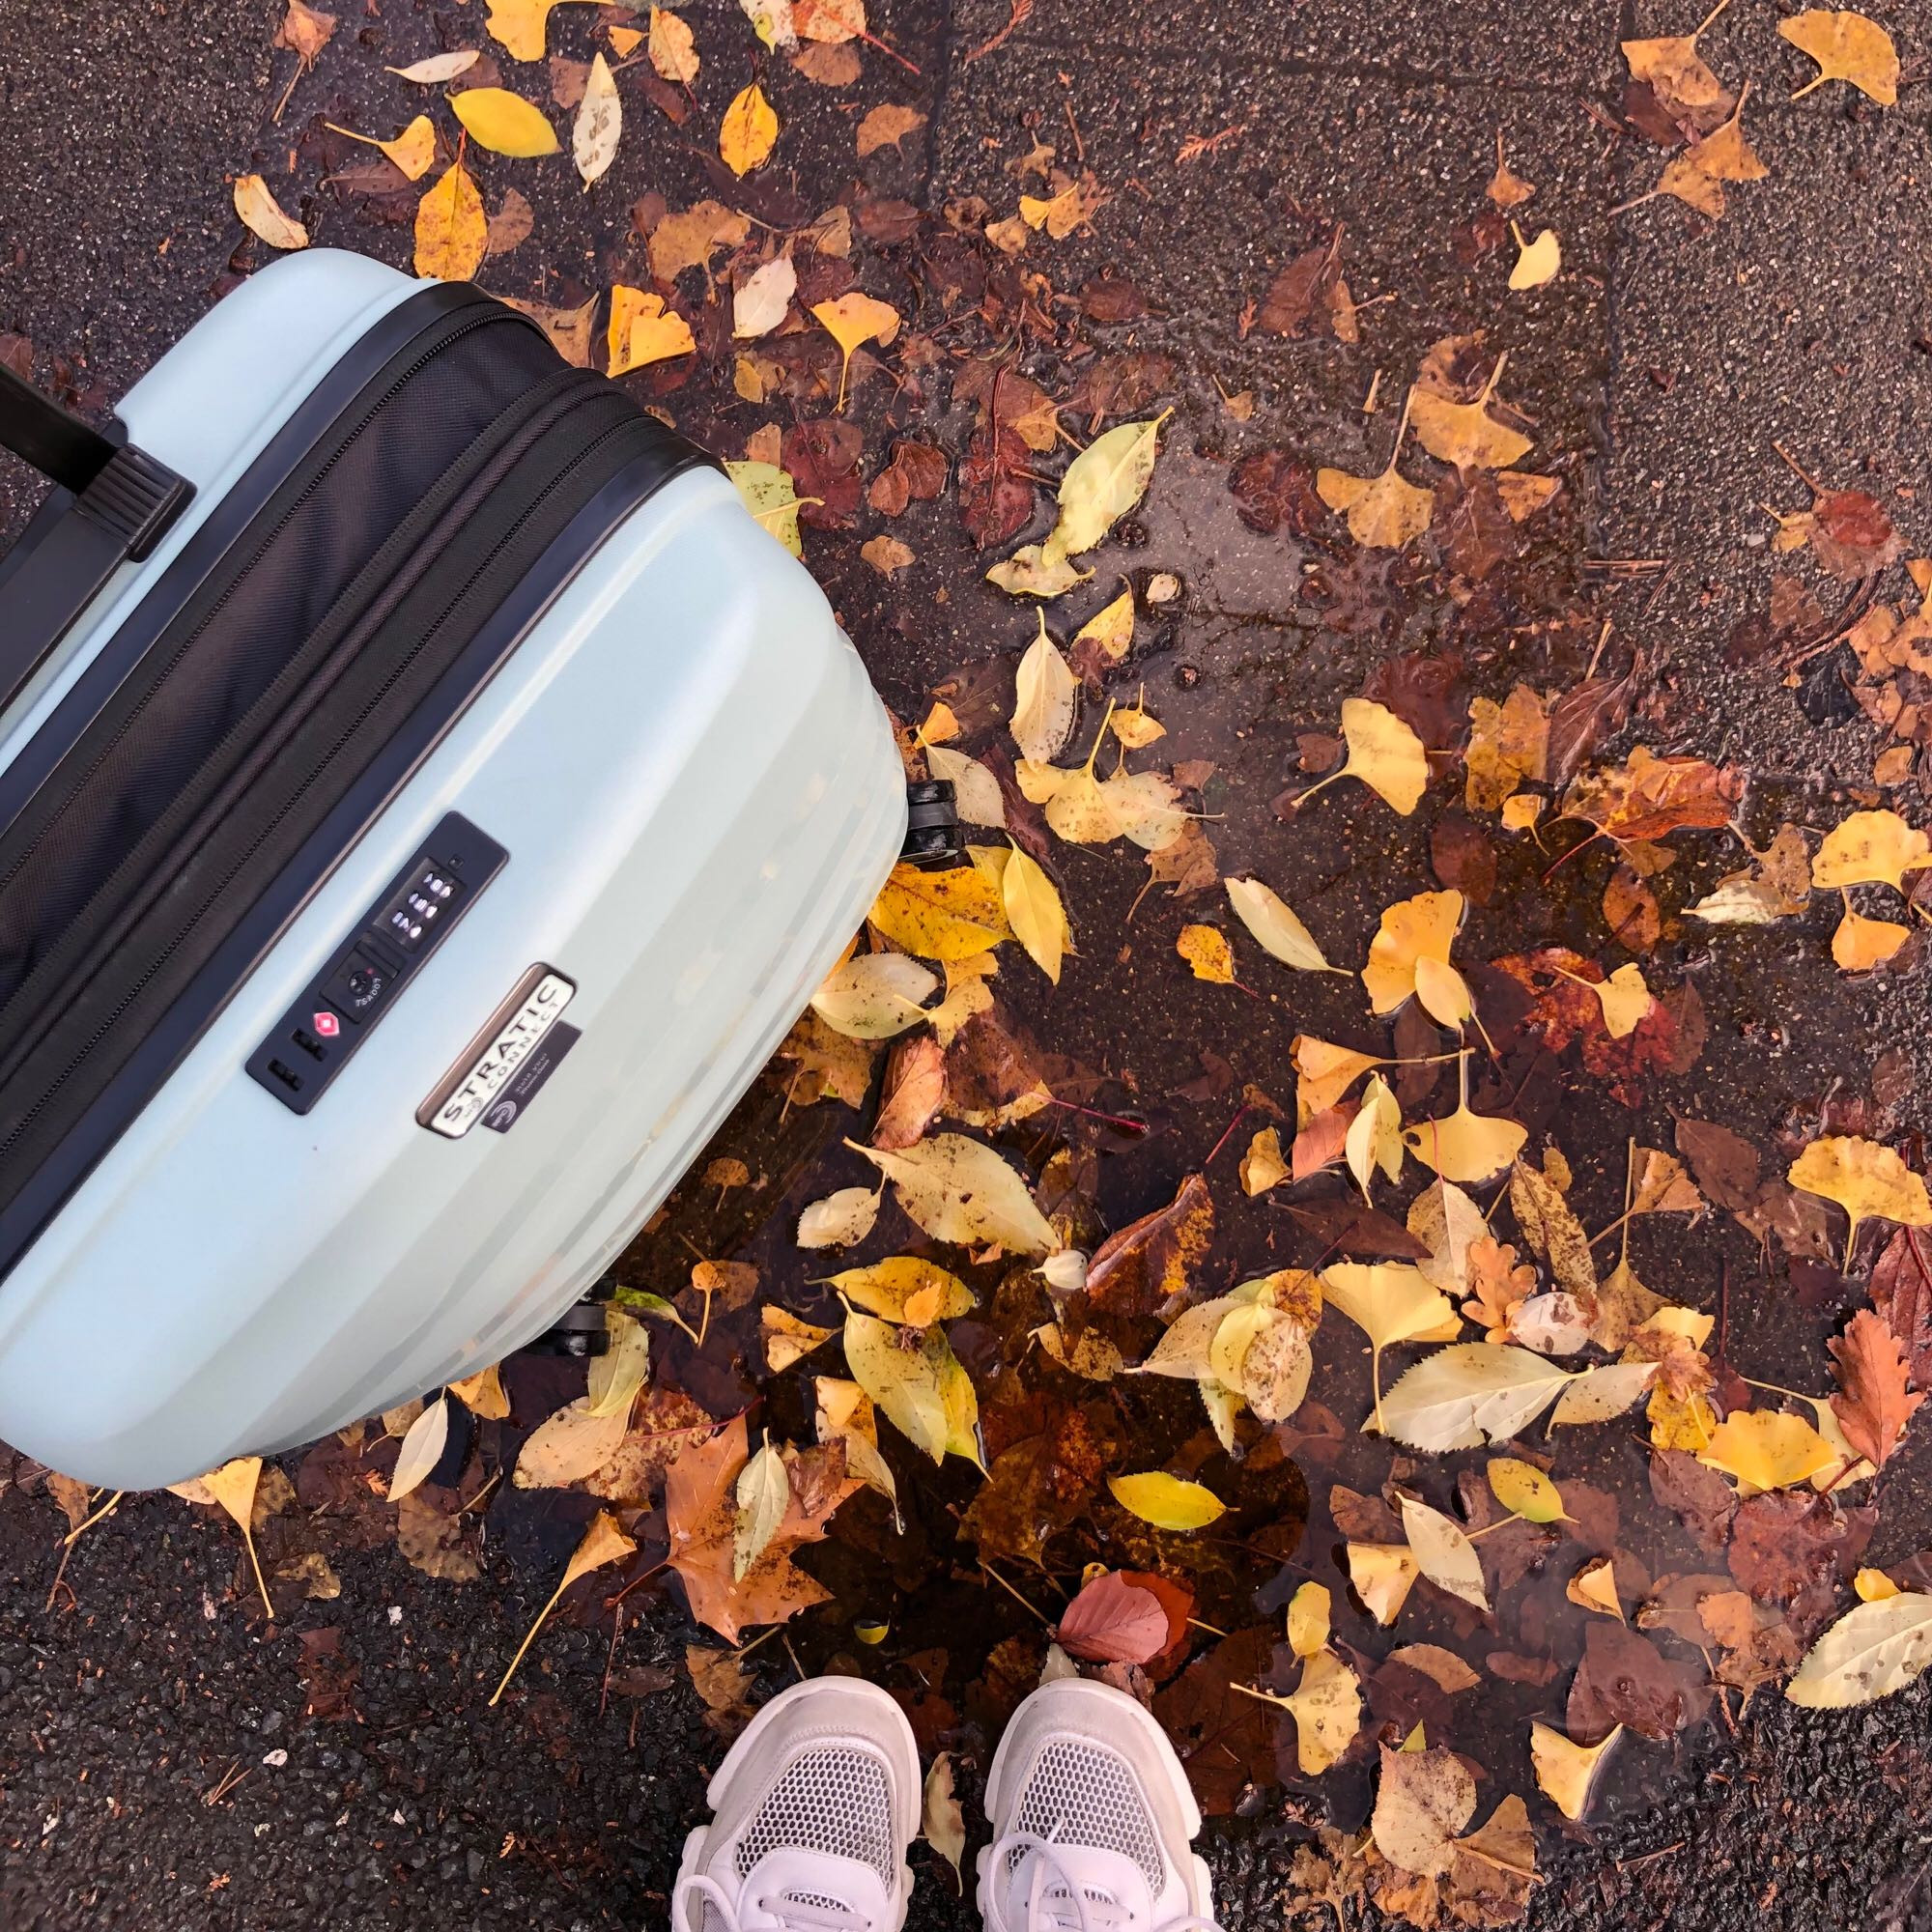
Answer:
[977, 1680, 1220, 1932]
[673, 1677, 922, 1932]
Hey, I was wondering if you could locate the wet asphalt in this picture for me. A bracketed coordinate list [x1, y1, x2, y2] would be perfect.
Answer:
[6, 0, 1932, 1927]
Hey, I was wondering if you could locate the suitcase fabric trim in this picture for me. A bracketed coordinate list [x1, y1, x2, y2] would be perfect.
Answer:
[0, 284, 711, 1282]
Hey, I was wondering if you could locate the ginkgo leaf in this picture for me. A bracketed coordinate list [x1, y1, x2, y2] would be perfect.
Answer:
[725, 459, 807, 556]
[1293, 1036, 1385, 1121]
[1241, 1126, 1289, 1197]
[1788, 1134, 1932, 1267]
[451, 87, 560, 156]
[815, 1376, 901, 1522]
[1243, 1650, 1362, 1776]
[486, 0, 598, 60]
[573, 53, 621, 186]
[739, 0, 797, 50]
[843, 1310, 979, 1464]
[1811, 809, 1931, 892]
[722, 82, 780, 176]
[1051, 413, 1171, 556]
[1488, 1456, 1567, 1523]
[1001, 844, 1067, 984]
[1567, 1554, 1623, 1621]
[1349, 1542, 1421, 1625]
[448, 1363, 509, 1419]
[1507, 224, 1560, 291]
[852, 1133, 1057, 1254]
[1622, 0, 1732, 126]
[1594, 962, 1654, 1038]
[1404, 1098, 1527, 1185]
[1346, 1073, 1404, 1202]
[235, 175, 309, 251]
[1407, 355, 1533, 471]
[869, 861, 1011, 959]
[1107, 1471, 1227, 1531]
[1012, 616, 1080, 762]
[1017, 750, 1187, 852]
[649, 5, 700, 81]
[607, 286, 696, 376]
[1317, 393, 1431, 549]
[1650, 89, 1768, 217]
[1378, 1344, 1574, 1451]
[811, 293, 900, 411]
[796, 1185, 881, 1250]
[766, 1307, 837, 1372]
[324, 115, 438, 182]
[1301, 698, 1430, 817]
[200, 1457, 275, 1619]
[1399, 1493, 1490, 1611]
[825, 1257, 976, 1324]
[1529, 1721, 1619, 1822]
[388, 49, 482, 82]
[1833, 904, 1911, 972]
[733, 1436, 790, 1579]
[810, 952, 938, 1039]
[491, 1510, 636, 1704]
[1698, 1409, 1838, 1495]
[1177, 923, 1236, 985]
[1110, 703, 1165, 750]
[1288, 1579, 1332, 1659]
[1779, 8, 1899, 105]
[388, 1396, 451, 1503]
[1322, 1261, 1461, 1433]
[1786, 1592, 1932, 1707]
[1225, 876, 1341, 973]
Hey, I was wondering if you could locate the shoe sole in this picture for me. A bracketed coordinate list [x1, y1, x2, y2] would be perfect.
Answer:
[672, 1675, 923, 1932]
[975, 1678, 1211, 1927]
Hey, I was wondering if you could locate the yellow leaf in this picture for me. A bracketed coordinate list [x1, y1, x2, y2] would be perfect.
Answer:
[725, 459, 806, 557]
[513, 1400, 627, 1487]
[722, 82, 781, 176]
[810, 952, 938, 1039]
[607, 286, 696, 377]
[869, 860, 1011, 960]
[1647, 1385, 1717, 1452]
[1833, 904, 1910, 971]
[1787, 1592, 1932, 1708]
[1464, 684, 1549, 811]
[986, 543, 1091, 598]
[1287, 1579, 1332, 1658]
[1107, 1470, 1227, 1531]
[1529, 1722, 1619, 1822]
[1225, 876, 1341, 973]
[1858, 1567, 1902, 1603]
[585, 1309, 651, 1418]
[1241, 1126, 1289, 1196]
[824, 1257, 976, 1324]
[1364, 890, 1463, 1014]
[1567, 1554, 1624, 1621]
[1321, 1261, 1461, 1431]
[1488, 1456, 1567, 1523]
[448, 1363, 509, 1419]
[234, 175, 309, 251]
[1373, 1744, 1476, 1877]
[413, 161, 487, 280]
[1378, 1345, 1575, 1452]
[1413, 953, 1475, 1030]
[1011, 615, 1079, 761]
[764, 1306, 837, 1372]
[325, 115, 439, 182]
[202, 1456, 275, 1619]
[815, 1377, 902, 1520]
[1780, 8, 1899, 105]
[1110, 704, 1165, 749]
[573, 52, 622, 186]
[733, 1436, 789, 1579]
[1507, 224, 1560, 290]
[1293, 1035, 1384, 1122]
[485, 0, 597, 60]
[1073, 589, 1134, 664]
[1002, 842, 1068, 983]
[492, 1510, 636, 1704]
[388, 50, 482, 83]
[1789, 1134, 1932, 1266]
[1332, 698, 1430, 815]
[843, 1311, 980, 1463]
[1051, 414, 1169, 556]
[1399, 1493, 1490, 1611]
[1316, 454, 1432, 549]
[1407, 355, 1533, 471]
[1275, 1650, 1362, 1776]
[1496, 472, 1560, 523]
[1653, 91, 1768, 217]
[810, 292, 900, 412]
[1348, 1542, 1420, 1625]
[609, 24, 643, 55]
[1699, 1409, 1839, 1495]
[1501, 792, 1545, 831]
[1405, 1098, 1527, 1186]
[1346, 1072, 1405, 1201]
[450, 87, 560, 156]
[850, 1132, 1057, 1254]
[1622, 5, 1731, 126]
[1812, 809, 1931, 891]
[1177, 923, 1236, 984]
[648, 6, 699, 81]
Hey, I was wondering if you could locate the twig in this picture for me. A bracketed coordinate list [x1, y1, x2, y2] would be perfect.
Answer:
[964, 0, 1033, 62]
[979, 1560, 1054, 1628]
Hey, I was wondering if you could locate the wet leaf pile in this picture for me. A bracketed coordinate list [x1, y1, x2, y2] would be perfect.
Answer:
[13, 3, 1932, 1926]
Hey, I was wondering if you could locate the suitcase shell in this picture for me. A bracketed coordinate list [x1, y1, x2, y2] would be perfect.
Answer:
[0, 253, 906, 1489]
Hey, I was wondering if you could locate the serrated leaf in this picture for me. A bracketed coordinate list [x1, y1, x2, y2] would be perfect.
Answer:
[1379, 1344, 1574, 1451]
[796, 1185, 880, 1250]
[850, 1133, 1056, 1254]
[1786, 1591, 1932, 1707]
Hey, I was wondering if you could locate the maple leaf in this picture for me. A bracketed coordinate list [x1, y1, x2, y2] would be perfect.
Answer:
[1558, 746, 1743, 848]
[665, 1416, 859, 1642]
[1461, 1236, 1536, 1339]
[1829, 1309, 1926, 1470]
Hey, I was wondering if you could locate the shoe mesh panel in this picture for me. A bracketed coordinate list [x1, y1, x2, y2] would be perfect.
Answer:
[735, 1747, 896, 1887]
[1010, 1740, 1166, 1893]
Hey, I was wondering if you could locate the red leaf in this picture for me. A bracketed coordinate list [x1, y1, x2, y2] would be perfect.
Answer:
[1871, 1228, 1932, 1388]
[1056, 1571, 1169, 1664]
[1829, 1308, 1926, 1470]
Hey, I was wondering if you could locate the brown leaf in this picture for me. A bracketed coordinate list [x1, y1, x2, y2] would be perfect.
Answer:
[1649, 1449, 1736, 1551]
[1560, 748, 1743, 846]
[1829, 1308, 1926, 1469]
[1257, 228, 1344, 338]
[873, 1035, 946, 1151]
[297, 1627, 359, 1721]
[1287, 1196, 1431, 1260]
[1871, 1228, 1932, 1387]
[1229, 449, 1323, 537]
[1726, 1491, 1874, 1605]
[1151, 1626, 1282, 1817]
[1086, 1173, 1213, 1316]
[1603, 864, 1661, 953]
[1565, 1621, 1709, 1745]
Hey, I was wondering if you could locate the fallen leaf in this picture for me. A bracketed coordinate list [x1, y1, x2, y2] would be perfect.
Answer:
[486, 0, 599, 60]
[811, 292, 900, 411]
[1622, 2, 1733, 128]
[234, 175, 309, 251]
[1056, 1571, 1171, 1663]
[607, 286, 696, 376]
[1833, 905, 1911, 972]
[1053, 414, 1169, 556]
[869, 861, 1011, 960]
[451, 86, 560, 156]
[1811, 809, 1931, 892]
[765, 1307, 837, 1372]
[726, 459, 806, 556]
[1225, 876, 1340, 973]
[1399, 1493, 1490, 1611]
[1087, 1172, 1214, 1316]
[1488, 131, 1535, 207]
[1373, 1745, 1476, 1878]
[1321, 1262, 1461, 1430]
[861, 534, 915, 579]
[1529, 1722, 1618, 1822]
[1241, 1127, 1289, 1196]
[1568, 1555, 1624, 1621]
[387, 1398, 450, 1503]
[825, 1257, 975, 1324]
[572, 53, 620, 185]
[1363, 890, 1464, 1015]
[1462, 1236, 1536, 1338]
[721, 82, 780, 176]
[810, 952, 938, 1039]
[797, 1185, 880, 1250]
[1378, 1344, 1575, 1451]
[1560, 746, 1743, 847]
[858, 102, 927, 156]
[1786, 1591, 1932, 1707]
[852, 1133, 1056, 1254]
[1507, 224, 1560, 290]
[1779, 9, 1899, 105]
[1650, 89, 1767, 218]
[1305, 699, 1431, 818]
[1829, 1309, 1925, 1469]
[1000, 844, 1067, 984]
[1788, 1134, 1932, 1267]
[1108, 1470, 1226, 1531]
[923, 1752, 966, 1885]
[648, 7, 699, 82]
[1405, 1097, 1528, 1186]
[1177, 923, 1236, 985]
[1698, 1409, 1838, 1495]
[1489, 1457, 1567, 1523]
[1408, 355, 1532, 471]
[1011, 618, 1079, 762]
[1246, 1650, 1363, 1776]
[492, 1510, 636, 1703]
[1317, 403, 1434, 550]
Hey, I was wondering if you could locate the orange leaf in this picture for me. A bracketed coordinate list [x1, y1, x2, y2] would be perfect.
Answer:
[1830, 1308, 1926, 1469]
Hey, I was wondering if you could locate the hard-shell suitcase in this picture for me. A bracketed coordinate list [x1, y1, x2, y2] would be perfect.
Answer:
[0, 251, 933, 1491]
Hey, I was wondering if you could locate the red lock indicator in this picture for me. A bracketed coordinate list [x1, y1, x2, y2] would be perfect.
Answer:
[312, 1009, 342, 1038]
